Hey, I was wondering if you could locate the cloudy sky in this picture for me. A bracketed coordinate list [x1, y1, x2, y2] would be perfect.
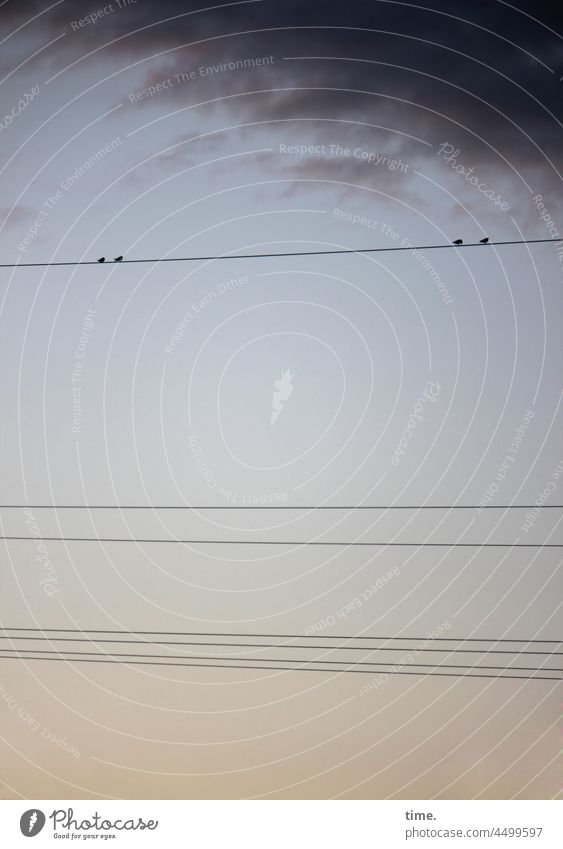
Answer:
[0, 0, 561, 800]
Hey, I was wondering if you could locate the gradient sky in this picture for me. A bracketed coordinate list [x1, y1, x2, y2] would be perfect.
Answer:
[0, 0, 562, 800]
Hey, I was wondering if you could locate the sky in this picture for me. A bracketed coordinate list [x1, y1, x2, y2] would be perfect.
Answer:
[0, 0, 562, 800]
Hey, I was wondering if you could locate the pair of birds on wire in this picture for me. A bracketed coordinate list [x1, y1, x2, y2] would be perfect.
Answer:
[97, 240, 490, 258]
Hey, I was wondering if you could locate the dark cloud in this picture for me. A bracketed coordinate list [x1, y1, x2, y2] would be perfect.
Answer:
[3, 1, 562, 203]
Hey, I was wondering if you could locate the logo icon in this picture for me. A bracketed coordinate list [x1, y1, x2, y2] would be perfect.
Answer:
[20, 810, 46, 837]
[270, 369, 294, 426]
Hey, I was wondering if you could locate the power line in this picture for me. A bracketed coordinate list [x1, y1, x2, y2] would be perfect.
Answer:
[1, 648, 559, 674]
[0, 238, 558, 270]
[1, 536, 560, 546]
[3, 504, 561, 510]
[2, 628, 559, 642]
[1, 636, 559, 655]
[0, 654, 558, 681]
[2, 628, 559, 644]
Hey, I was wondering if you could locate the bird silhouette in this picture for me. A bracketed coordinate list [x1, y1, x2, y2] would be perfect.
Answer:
[479, 237, 489, 244]
[452, 239, 463, 245]
[97, 257, 105, 262]
[113, 255, 123, 262]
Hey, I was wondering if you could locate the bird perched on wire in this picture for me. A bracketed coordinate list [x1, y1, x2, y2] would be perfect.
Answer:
[452, 239, 463, 245]
[479, 237, 489, 244]
[113, 255, 123, 262]
[97, 257, 105, 262]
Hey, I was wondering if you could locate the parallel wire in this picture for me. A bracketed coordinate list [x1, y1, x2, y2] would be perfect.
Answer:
[1, 628, 559, 643]
[1, 536, 560, 546]
[2, 504, 561, 509]
[1, 647, 560, 674]
[0, 654, 559, 681]
[1, 634, 560, 655]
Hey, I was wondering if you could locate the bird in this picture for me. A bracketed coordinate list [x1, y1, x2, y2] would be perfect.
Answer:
[479, 237, 489, 244]
[452, 239, 463, 245]
[113, 255, 123, 262]
[97, 257, 105, 262]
